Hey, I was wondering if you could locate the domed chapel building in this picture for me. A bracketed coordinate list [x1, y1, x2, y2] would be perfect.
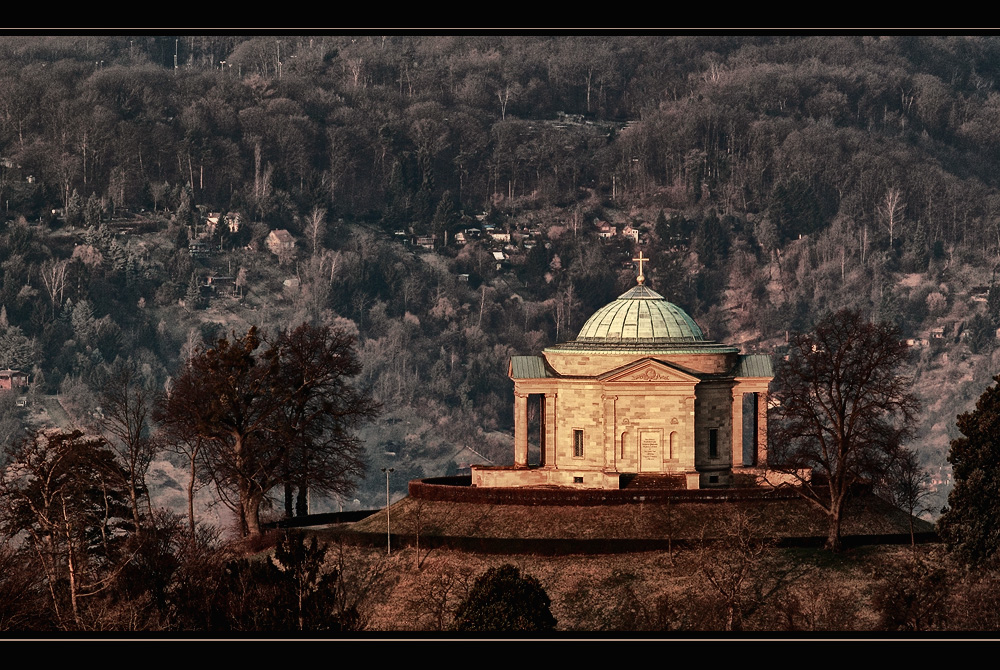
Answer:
[473, 253, 775, 490]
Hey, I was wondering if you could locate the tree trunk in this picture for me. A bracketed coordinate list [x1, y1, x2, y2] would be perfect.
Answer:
[187, 452, 197, 539]
[61, 496, 80, 628]
[284, 481, 294, 519]
[825, 511, 843, 551]
[244, 489, 264, 538]
[296, 485, 308, 517]
[129, 483, 142, 535]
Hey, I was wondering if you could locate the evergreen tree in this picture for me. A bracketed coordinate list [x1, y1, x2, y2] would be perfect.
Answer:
[694, 210, 730, 267]
[174, 224, 190, 251]
[654, 209, 669, 242]
[184, 273, 201, 311]
[83, 223, 114, 253]
[966, 313, 996, 355]
[939, 375, 1000, 565]
[768, 177, 825, 243]
[431, 190, 458, 244]
[451, 564, 556, 632]
[987, 283, 1000, 328]
[903, 219, 930, 272]
[0, 430, 134, 629]
[176, 186, 198, 230]
[84, 193, 103, 228]
[66, 189, 83, 227]
[271, 533, 360, 631]
[0, 325, 36, 370]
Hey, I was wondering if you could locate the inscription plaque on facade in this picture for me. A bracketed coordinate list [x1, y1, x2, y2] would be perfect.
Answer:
[639, 429, 662, 472]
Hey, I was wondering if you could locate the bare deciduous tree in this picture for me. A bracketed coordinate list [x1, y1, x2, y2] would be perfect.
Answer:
[698, 512, 780, 631]
[405, 565, 475, 631]
[879, 447, 934, 547]
[156, 324, 378, 538]
[879, 187, 905, 247]
[305, 206, 326, 258]
[94, 358, 157, 532]
[39, 258, 69, 320]
[770, 309, 919, 551]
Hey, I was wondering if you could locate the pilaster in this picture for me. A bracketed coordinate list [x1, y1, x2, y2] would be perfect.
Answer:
[731, 388, 744, 468]
[544, 393, 557, 467]
[756, 391, 768, 466]
[602, 394, 616, 470]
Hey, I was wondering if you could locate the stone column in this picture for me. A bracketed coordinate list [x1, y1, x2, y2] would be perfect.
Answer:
[544, 393, 557, 467]
[756, 391, 768, 467]
[731, 387, 744, 469]
[538, 395, 546, 466]
[514, 392, 528, 467]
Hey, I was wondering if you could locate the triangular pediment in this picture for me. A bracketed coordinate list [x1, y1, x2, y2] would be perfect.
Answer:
[598, 358, 701, 384]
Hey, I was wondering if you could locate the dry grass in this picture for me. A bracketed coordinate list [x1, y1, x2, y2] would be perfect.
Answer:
[312, 495, 942, 633]
[334, 540, 935, 633]
[344, 493, 934, 544]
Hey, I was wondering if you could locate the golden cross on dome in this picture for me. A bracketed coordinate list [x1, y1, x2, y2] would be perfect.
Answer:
[632, 251, 649, 285]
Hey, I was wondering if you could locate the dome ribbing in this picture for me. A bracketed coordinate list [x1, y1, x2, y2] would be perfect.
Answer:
[575, 285, 705, 342]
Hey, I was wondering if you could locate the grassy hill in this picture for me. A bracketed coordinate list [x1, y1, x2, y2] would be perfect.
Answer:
[292, 535, 958, 633]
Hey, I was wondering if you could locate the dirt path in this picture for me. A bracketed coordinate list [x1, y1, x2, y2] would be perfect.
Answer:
[40, 395, 75, 430]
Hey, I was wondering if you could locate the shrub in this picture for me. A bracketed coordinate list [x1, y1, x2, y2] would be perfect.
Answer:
[451, 564, 556, 632]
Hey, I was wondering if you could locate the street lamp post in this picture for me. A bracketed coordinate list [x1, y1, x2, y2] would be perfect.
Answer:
[381, 467, 394, 555]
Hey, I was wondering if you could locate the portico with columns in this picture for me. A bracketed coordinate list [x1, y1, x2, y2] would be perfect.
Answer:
[473, 253, 776, 490]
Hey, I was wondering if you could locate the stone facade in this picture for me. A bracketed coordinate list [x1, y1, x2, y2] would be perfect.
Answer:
[472, 273, 774, 491]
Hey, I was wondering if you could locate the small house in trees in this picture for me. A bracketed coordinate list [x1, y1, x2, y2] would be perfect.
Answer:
[0, 369, 28, 391]
[596, 221, 616, 239]
[492, 251, 508, 270]
[205, 212, 221, 234]
[224, 212, 243, 233]
[267, 229, 296, 256]
[452, 444, 495, 474]
[188, 240, 211, 256]
[204, 275, 236, 298]
[622, 224, 640, 243]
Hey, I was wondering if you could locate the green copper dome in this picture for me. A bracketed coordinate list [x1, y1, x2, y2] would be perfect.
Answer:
[575, 285, 705, 342]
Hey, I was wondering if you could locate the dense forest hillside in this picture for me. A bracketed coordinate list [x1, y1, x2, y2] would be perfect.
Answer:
[3, 34, 1000, 516]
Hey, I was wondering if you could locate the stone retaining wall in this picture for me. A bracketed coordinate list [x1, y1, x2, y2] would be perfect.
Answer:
[409, 475, 806, 506]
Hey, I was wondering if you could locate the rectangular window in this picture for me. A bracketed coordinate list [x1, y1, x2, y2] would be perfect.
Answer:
[574, 429, 584, 458]
[573, 476, 584, 484]
[709, 428, 719, 459]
